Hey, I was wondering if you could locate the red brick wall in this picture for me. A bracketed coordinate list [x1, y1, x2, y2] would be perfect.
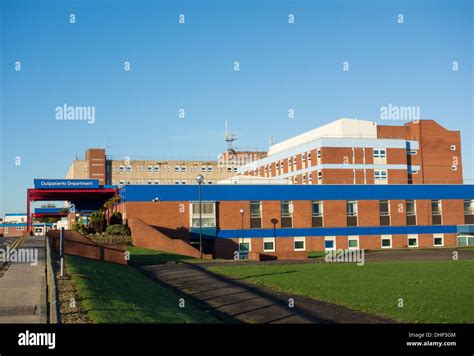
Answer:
[129, 218, 212, 259]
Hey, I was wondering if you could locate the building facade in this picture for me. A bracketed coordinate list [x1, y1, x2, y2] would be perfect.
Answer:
[118, 184, 474, 260]
[66, 148, 267, 186]
[237, 119, 462, 185]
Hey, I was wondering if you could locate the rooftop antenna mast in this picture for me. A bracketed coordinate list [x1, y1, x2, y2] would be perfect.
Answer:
[225, 120, 237, 153]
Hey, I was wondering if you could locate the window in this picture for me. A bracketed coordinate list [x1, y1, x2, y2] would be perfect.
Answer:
[174, 166, 180, 173]
[450, 145, 456, 151]
[406, 200, 416, 225]
[201, 166, 206, 172]
[380, 200, 390, 226]
[147, 180, 152, 185]
[452, 165, 457, 171]
[154, 165, 159, 172]
[433, 234, 444, 247]
[302, 175, 307, 184]
[281, 200, 293, 228]
[208, 166, 213, 172]
[464, 200, 474, 214]
[250, 201, 262, 228]
[181, 165, 186, 172]
[126, 180, 132, 185]
[126, 166, 132, 173]
[293, 157, 297, 165]
[347, 201, 357, 216]
[302, 153, 306, 163]
[119, 180, 125, 185]
[288, 157, 292, 166]
[238, 238, 251, 256]
[373, 149, 387, 158]
[379, 200, 390, 216]
[381, 235, 392, 249]
[263, 238, 275, 252]
[317, 149, 321, 158]
[347, 201, 358, 226]
[147, 165, 152, 172]
[312, 201, 323, 227]
[119, 165, 125, 173]
[154, 180, 160, 185]
[431, 200, 442, 225]
[348, 236, 359, 250]
[181, 181, 186, 185]
[374, 170, 388, 183]
[408, 234, 418, 248]
[308, 152, 312, 161]
[190, 202, 216, 228]
[318, 171, 322, 181]
[324, 236, 336, 251]
[294, 237, 306, 251]
[227, 167, 232, 173]
[407, 150, 417, 155]
[174, 180, 180, 185]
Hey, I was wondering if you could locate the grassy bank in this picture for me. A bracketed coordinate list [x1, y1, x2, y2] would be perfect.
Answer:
[209, 260, 474, 323]
[65, 255, 218, 323]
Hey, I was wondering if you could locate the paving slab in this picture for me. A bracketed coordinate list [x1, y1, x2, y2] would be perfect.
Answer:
[0, 236, 47, 324]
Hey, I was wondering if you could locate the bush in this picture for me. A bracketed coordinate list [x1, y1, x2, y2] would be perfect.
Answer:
[109, 211, 123, 226]
[73, 220, 86, 234]
[90, 210, 107, 233]
[105, 224, 131, 236]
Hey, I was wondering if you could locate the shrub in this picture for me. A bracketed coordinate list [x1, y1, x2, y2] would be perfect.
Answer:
[90, 210, 107, 233]
[73, 220, 86, 234]
[109, 211, 123, 226]
[105, 224, 131, 236]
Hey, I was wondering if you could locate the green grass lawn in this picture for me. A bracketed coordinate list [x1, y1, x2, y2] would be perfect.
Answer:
[128, 246, 199, 266]
[209, 260, 474, 323]
[65, 255, 219, 323]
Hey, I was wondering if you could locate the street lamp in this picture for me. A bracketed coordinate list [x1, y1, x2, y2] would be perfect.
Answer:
[239, 208, 244, 259]
[195, 174, 205, 259]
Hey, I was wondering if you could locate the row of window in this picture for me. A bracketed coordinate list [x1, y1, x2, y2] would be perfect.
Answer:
[237, 234, 445, 253]
[189, 199, 474, 230]
[118, 179, 214, 186]
[251, 147, 390, 176]
[116, 165, 238, 174]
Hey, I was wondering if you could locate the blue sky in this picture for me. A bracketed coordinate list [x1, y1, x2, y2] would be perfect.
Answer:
[1, 0, 472, 215]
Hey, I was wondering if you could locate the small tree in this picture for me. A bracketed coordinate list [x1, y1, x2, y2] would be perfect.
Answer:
[90, 210, 107, 233]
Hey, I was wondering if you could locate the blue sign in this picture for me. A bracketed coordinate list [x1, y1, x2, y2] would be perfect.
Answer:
[34, 179, 100, 189]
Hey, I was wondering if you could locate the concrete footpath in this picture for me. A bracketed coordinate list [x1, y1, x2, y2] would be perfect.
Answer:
[0, 236, 47, 323]
[142, 263, 393, 324]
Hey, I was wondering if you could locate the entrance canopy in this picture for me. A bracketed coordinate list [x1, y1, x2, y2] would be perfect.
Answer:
[27, 179, 116, 231]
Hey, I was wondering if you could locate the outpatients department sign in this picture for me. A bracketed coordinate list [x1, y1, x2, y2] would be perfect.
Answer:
[34, 179, 100, 189]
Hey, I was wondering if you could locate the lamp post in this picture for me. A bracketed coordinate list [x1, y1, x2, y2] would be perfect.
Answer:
[195, 174, 205, 259]
[239, 208, 244, 259]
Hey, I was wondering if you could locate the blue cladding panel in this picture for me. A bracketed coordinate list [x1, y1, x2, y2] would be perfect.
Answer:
[119, 184, 474, 202]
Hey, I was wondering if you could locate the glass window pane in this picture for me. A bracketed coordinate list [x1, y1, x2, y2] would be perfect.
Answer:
[348, 239, 358, 248]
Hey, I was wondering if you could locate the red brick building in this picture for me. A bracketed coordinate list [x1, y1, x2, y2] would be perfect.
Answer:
[119, 184, 474, 260]
[238, 119, 462, 185]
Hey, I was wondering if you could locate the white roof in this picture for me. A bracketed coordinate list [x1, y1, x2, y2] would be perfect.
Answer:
[268, 118, 377, 156]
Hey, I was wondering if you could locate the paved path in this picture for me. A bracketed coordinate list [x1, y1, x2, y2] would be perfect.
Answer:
[142, 263, 393, 324]
[0, 236, 47, 323]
